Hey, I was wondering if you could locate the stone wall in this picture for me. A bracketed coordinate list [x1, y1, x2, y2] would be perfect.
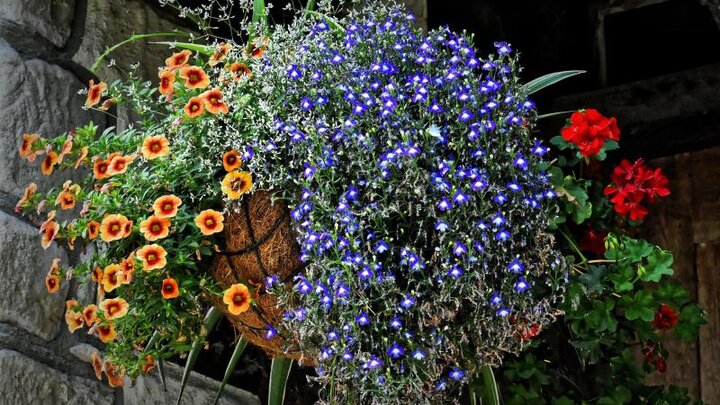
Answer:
[0, 1, 258, 404]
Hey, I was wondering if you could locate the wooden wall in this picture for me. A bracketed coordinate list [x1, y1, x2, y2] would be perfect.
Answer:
[642, 147, 720, 404]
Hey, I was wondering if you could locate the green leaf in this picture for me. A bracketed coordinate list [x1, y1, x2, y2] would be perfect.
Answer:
[598, 385, 632, 405]
[213, 336, 249, 405]
[474, 365, 500, 405]
[537, 110, 575, 120]
[252, 0, 268, 26]
[522, 70, 586, 95]
[549, 135, 571, 151]
[654, 282, 688, 308]
[268, 357, 293, 405]
[158, 357, 168, 391]
[176, 306, 222, 405]
[641, 250, 674, 282]
[92, 32, 190, 72]
[675, 304, 707, 341]
[579, 265, 606, 294]
[619, 290, 655, 321]
[149, 41, 214, 56]
[305, 0, 316, 12]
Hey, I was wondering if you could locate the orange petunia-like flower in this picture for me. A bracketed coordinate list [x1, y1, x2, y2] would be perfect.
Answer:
[91, 351, 103, 380]
[93, 158, 110, 180]
[161, 278, 180, 299]
[87, 220, 100, 240]
[97, 323, 117, 343]
[57, 189, 76, 210]
[223, 283, 251, 315]
[19, 133, 39, 159]
[102, 264, 122, 292]
[140, 215, 170, 241]
[228, 62, 252, 80]
[92, 266, 104, 284]
[65, 300, 84, 333]
[141, 135, 170, 160]
[142, 354, 156, 375]
[119, 252, 135, 285]
[85, 80, 107, 107]
[103, 360, 125, 388]
[74, 146, 89, 168]
[194, 209, 224, 236]
[41, 150, 58, 176]
[165, 49, 192, 71]
[99, 297, 129, 320]
[158, 69, 175, 96]
[56, 139, 73, 164]
[46, 272, 61, 294]
[15, 183, 37, 213]
[221, 170, 253, 200]
[136, 244, 167, 271]
[152, 195, 182, 218]
[183, 96, 204, 118]
[179, 66, 210, 89]
[248, 38, 268, 59]
[100, 214, 129, 242]
[209, 42, 232, 66]
[123, 220, 133, 238]
[222, 150, 242, 172]
[201, 88, 229, 114]
[107, 154, 136, 176]
[83, 304, 98, 326]
[41, 219, 59, 249]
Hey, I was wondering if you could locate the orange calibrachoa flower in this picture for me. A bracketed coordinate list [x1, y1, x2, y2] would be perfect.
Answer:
[152, 194, 182, 218]
[97, 323, 117, 343]
[87, 220, 100, 240]
[221, 170, 253, 199]
[83, 304, 98, 326]
[102, 264, 122, 292]
[123, 219, 133, 238]
[103, 360, 125, 388]
[40, 219, 59, 249]
[223, 283, 251, 315]
[140, 215, 170, 241]
[201, 88, 229, 114]
[99, 297, 129, 321]
[91, 351, 103, 380]
[65, 299, 84, 333]
[161, 278, 180, 299]
[209, 42, 232, 66]
[183, 96, 204, 118]
[15, 183, 37, 213]
[249, 37, 268, 58]
[142, 355, 156, 375]
[85, 80, 107, 107]
[19, 133, 40, 160]
[99, 98, 116, 111]
[141, 135, 170, 160]
[229, 62, 251, 80]
[107, 154, 136, 176]
[92, 266, 104, 283]
[194, 209, 224, 235]
[57, 189, 76, 210]
[74, 146, 89, 169]
[136, 244, 167, 271]
[158, 69, 175, 96]
[56, 139, 73, 164]
[222, 150, 242, 172]
[179, 66, 210, 89]
[41, 150, 58, 176]
[45, 258, 61, 294]
[165, 49, 192, 71]
[100, 214, 129, 242]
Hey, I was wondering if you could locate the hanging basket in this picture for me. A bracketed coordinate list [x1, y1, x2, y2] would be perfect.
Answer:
[208, 190, 315, 365]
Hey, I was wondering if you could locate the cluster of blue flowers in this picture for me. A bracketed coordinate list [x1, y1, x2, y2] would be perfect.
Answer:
[241, 3, 566, 402]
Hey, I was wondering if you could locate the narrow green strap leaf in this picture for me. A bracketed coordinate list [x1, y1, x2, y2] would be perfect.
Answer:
[91, 32, 190, 73]
[537, 110, 576, 120]
[146, 330, 161, 350]
[176, 306, 223, 405]
[149, 41, 215, 56]
[268, 357, 294, 405]
[305, 0, 316, 12]
[476, 365, 500, 405]
[522, 70, 586, 95]
[252, 0, 268, 26]
[158, 357, 168, 391]
[468, 384, 478, 405]
[212, 336, 249, 405]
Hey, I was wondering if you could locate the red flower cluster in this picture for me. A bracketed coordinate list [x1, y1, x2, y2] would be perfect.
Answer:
[652, 304, 679, 330]
[603, 159, 670, 221]
[560, 109, 620, 157]
[642, 342, 667, 373]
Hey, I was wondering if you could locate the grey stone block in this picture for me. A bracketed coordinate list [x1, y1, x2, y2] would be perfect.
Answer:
[0, 0, 76, 47]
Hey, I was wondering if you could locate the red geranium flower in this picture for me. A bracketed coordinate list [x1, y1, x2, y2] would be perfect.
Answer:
[578, 228, 609, 257]
[560, 109, 620, 157]
[604, 159, 670, 221]
[652, 304, 678, 330]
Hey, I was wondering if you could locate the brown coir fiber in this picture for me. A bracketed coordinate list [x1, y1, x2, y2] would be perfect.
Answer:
[208, 190, 315, 365]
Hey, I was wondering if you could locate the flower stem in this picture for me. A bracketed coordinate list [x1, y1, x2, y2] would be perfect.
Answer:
[559, 226, 588, 264]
